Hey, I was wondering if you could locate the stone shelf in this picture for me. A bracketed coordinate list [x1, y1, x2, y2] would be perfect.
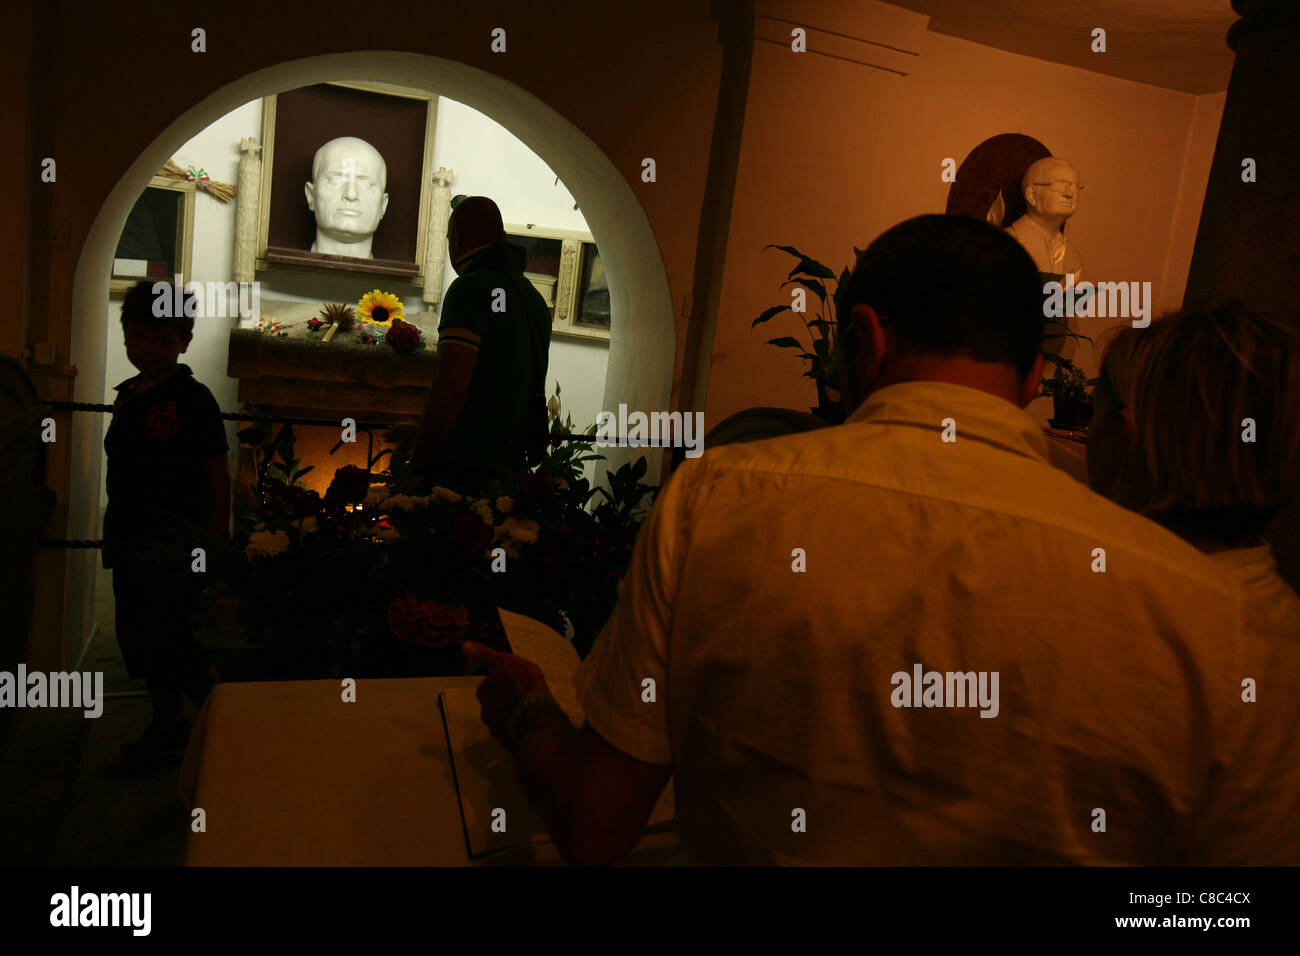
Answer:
[227, 301, 439, 416]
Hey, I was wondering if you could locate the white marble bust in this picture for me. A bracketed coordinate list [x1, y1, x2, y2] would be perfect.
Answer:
[1004, 156, 1083, 279]
[304, 136, 389, 259]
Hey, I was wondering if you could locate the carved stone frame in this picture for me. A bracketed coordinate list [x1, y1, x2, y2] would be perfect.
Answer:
[254, 81, 446, 300]
[504, 222, 609, 342]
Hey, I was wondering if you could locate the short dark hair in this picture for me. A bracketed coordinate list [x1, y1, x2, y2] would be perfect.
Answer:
[837, 214, 1044, 378]
[120, 280, 196, 338]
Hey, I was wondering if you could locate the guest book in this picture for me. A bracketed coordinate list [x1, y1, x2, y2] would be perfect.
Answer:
[439, 609, 676, 862]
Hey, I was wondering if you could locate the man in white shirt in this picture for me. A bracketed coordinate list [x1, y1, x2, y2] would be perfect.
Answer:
[465, 214, 1267, 866]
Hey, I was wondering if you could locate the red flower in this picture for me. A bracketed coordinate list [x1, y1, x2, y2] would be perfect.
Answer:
[307, 317, 324, 331]
[388, 594, 471, 647]
[325, 464, 372, 504]
[450, 514, 495, 555]
[385, 319, 421, 354]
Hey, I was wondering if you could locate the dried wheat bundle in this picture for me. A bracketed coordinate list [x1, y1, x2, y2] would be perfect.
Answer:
[158, 158, 236, 203]
[320, 302, 357, 343]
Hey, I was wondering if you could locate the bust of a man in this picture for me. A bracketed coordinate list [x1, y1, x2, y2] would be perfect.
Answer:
[1004, 157, 1083, 280]
[304, 136, 389, 259]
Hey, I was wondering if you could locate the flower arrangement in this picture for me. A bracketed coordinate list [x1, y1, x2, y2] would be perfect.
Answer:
[256, 317, 293, 337]
[223, 387, 656, 677]
[357, 289, 404, 327]
[385, 318, 423, 354]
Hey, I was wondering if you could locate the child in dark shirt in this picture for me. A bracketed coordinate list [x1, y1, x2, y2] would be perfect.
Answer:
[103, 280, 231, 773]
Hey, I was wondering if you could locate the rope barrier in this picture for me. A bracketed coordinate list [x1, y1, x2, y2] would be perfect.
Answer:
[42, 400, 603, 443]
[35, 403, 669, 548]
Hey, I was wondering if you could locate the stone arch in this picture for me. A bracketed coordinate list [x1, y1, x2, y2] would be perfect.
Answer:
[70, 50, 675, 476]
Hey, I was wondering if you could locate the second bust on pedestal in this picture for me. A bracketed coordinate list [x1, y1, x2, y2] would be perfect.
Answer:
[304, 136, 390, 259]
[1004, 157, 1083, 281]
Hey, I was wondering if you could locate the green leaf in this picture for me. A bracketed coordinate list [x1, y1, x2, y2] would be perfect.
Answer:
[808, 319, 833, 334]
[765, 336, 804, 349]
[292, 466, 314, 480]
[781, 278, 828, 301]
[752, 305, 792, 329]
[763, 243, 834, 280]
[787, 259, 835, 281]
[764, 243, 806, 260]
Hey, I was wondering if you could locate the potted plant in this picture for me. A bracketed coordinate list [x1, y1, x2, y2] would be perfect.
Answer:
[1038, 284, 1097, 430]
[753, 244, 856, 424]
[1041, 360, 1097, 429]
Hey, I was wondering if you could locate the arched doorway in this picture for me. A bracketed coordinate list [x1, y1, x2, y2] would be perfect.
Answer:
[72, 49, 675, 451]
[64, 51, 677, 668]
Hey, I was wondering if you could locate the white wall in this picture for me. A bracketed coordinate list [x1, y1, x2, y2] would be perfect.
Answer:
[101, 92, 611, 508]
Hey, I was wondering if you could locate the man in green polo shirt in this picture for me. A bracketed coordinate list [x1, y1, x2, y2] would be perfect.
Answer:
[409, 196, 551, 494]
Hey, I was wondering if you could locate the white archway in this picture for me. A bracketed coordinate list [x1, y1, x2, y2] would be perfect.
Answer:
[63, 51, 676, 667]
[70, 48, 675, 463]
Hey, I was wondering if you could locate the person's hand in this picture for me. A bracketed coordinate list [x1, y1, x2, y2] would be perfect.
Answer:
[462, 641, 550, 749]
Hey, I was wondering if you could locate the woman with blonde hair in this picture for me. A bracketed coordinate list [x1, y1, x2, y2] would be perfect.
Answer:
[1088, 300, 1299, 558]
[1088, 299, 1300, 861]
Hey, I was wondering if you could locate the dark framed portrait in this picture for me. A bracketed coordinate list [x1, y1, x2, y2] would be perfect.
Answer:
[111, 176, 195, 293]
[256, 81, 438, 282]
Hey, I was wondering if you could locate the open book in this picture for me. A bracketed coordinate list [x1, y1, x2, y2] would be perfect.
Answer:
[440, 609, 675, 860]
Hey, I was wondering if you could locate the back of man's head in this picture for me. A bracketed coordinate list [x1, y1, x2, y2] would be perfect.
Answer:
[837, 214, 1044, 379]
[449, 196, 506, 252]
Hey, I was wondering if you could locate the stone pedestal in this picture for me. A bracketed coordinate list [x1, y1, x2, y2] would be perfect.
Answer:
[227, 311, 439, 499]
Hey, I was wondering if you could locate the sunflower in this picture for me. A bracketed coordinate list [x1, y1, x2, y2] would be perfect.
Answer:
[357, 290, 405, 327]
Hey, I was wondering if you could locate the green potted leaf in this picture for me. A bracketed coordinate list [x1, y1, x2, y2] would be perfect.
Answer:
[753, 245, 853, 423]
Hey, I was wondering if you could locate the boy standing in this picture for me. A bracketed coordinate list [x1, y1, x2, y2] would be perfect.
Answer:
[102, 280, 230, 773]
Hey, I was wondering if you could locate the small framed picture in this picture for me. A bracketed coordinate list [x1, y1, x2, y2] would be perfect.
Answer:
[110, 175, 195, 293]
[256, 81, 439, 285]
[505, 223, 610, 341]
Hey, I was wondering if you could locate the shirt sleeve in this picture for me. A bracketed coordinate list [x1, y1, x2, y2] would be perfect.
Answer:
[438, 275, 496, 342]
[189, 385, 229, 459]
[572, 460, 698, 766]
